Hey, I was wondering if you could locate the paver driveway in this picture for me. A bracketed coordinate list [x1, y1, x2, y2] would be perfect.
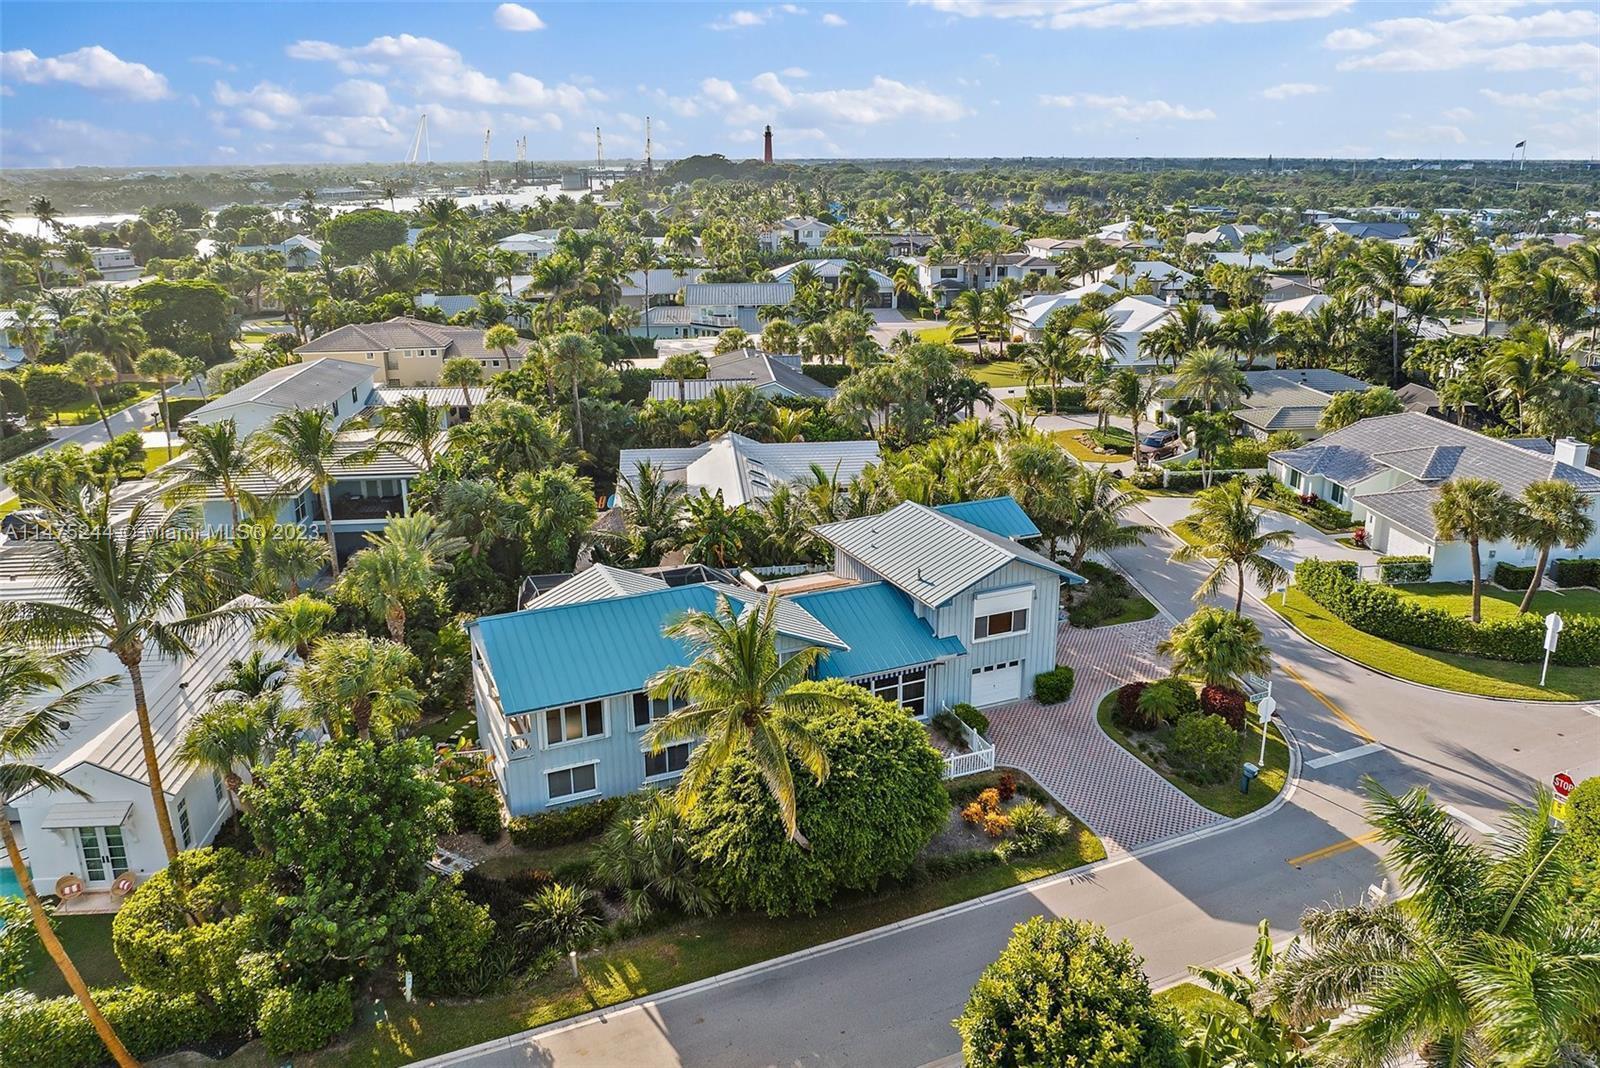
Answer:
[985, 617, 1224, 854]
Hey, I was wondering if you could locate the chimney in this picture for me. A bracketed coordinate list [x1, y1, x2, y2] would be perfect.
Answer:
[1554, 437, 1591, 470]
[763, 125, 773, 164]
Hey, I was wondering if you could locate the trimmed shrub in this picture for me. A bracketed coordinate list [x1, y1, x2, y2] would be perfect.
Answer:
[1113, 681, 1152, 729]
[1554, 558, 1600, 589]
[508, 795, 623, 848]
[451, 781, 504, 841]
[1493, 561, 1538, 590]
[1377, 555, 1432, 584]
[1023, 385, 1088, 413]
[0, 426, 50, 464]
[1200, 685, 1248, 730]
[1170, 714, 1239, 785]
[158, 395, 211, 424]
[1160, 676, 1202, 720]
[405, 886, 496, 995]
[951, 702, 989, 736]
[0, 984, 227, 1068]
[801, 362, 853, 387]
[256, 980, 355, 1056]
[1033, 666, 1075, 704]
[996, 771, 1017, 801]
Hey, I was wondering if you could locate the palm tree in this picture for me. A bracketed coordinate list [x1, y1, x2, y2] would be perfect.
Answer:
[0, 648, 138, 1068]
[542, 332, 601, 450]
[680, 489, 750, 567]
[336, 513, 462, 642]
[1261, 780, 1600, 1066]
[29, 195, 61, 236]
[439, 357, 484, 419]
[1509, 479, 1594, 615]
[1555, 243, 1600, 361]
[1021, 333, 1077, 417]
[255, 592, 334, 661]
[179, 692, 291, 814]
[1073, 309, 1127, 369]
[1106, 368, 1159, 465]
[136, 346, 187, 454]
[1350, 241, 1413, 385]
[165, 418, 259, 531]
[948, 289, 989, 359]
[1220, 302, 1282, 371]
[483, 322, 520, 375]
[1156, 606, 1272, 690]
[1431, 477, 1516, 623]
[1057, 465, 1152, 571]
[645, 594, 849, 847]
[1448, 242, 1500, 336]
[252, 407, 372, 577]
[376, 395, 444, 471]
[1172, 481, 1293, 615]
[1, 491, 260, 862]
[293, 633, 421, 741]
[64, 350, 118, 438]
[619, 460, 687, 566]
[1171, 347, 1247, 412]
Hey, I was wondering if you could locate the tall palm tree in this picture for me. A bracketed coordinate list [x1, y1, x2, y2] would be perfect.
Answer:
[1171, 347, 1246, 412]
[1156, 606, 1272, 691]
[948, 289, 989, 360]
[645, 594, 849, 847]
[335, 513, 463, 642]
[1431, 477, 1516, 623]
[293, 633, 421, 741]
[619, 460, 687, 566]
[1, 492, 260, 862]
[376, 394, 444, 471]
[1350, 240, 1413, 385]
[1073, 309, 1127, 368]
[255, 592, 334, 661]
[0, 648, 138, 1068]
[543, 332, 602, 450]
[235, 521, 330, 596]
[483, 322, 520, 376]
[1261, 780, 1600, 1066]
[252, 407, 372, 577]
[1448, 242, 1500, 336]
[1172, 481, 1293, 615]
[1555, 243, 1600, 361]
[166, 418, 259, 530]
[440, 356, 484, 419]
[1021, 333, 1078, 417]
[1107, 368, 1159, 465]
[1510, 479, 1594, 614]
[64, 350, 118, 438]
[1220, 302, 1283, 371]
[136, 346, 187, 454]
[1057, 465, 1152, 571]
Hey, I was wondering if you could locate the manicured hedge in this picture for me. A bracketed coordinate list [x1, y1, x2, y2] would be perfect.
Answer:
[1493, 562, 1538, 590]
[1023, 386, 1088, 413]
[1033, 666, 1075, 704]
[507, 795, 623, 848]
[159, 395, 211, 424]
[256, 981, 354, 1056]
[1554, 558, 1600, 589]
[950, 702, 989, 736]
[1377, 555, 1432, 584]
[0, 426, 50, 464]
[802, 363, 853, 387]
[0, 984, 227, 1068]
[1295, 558, 1600, 667]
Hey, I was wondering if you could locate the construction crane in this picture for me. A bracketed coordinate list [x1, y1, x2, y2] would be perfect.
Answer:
[479, 128, 492, 192]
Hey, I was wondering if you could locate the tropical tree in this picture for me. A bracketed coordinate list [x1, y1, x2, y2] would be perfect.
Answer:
[335, 512, 462, 642]
[293, 633, 421, 741]
[1430, 477, 1516, 623]
[376, 394, 444, 471]
[1171, 481, 1292, 615]
[1219, 303, 1282, 371]
[542, 331, 603, 450]
[1181, 919, 1324, 1066]
[1020, 333, 1077, 417]
[1157, 606, 1272, 691]
[1107, 368, 1160, 465]
[252, 407, 372, 577]
[0, 647, 138, 1068]
[1447, 242, 1500, 335]
[1057, 465, 1152, 571]
[1510, 479, 1595, 615]
[1260, 780, 1600, 1066]
[947, 289, 990, 359]
[482, 323, 520, 375]
[136, 346, 187, 454]
[518, 883, 602, 955]
[255, 592, 334, 661]
[618, 460, 687, 566]
[439, 356, 484, 418]
[644, 594, 849, 846]
[1172, 347, 1246, 412]
[680, 489, 750, 567]
[1555, 243, 1600, 359]
[1349, 240, 1413, 384]
[234, 520, 330, 596]
[1073, 308, 1127, 368]
[660, 351, 707, 403]
[64, 350, 118, 438]
[178, 691, 295, 814]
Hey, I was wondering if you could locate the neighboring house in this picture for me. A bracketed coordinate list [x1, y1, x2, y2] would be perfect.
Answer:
[1261, 275, 1321, 303]
[0, 309, 30, 371]
[1081, 295, 1222, 367]
[469, 496, 1081, 815]
[1011, 282, 1120, 340]
[295, 316, 530, 386]
[182, 357, 377, 437]
[1021, 237, 1085, 258]
[0, 596, 277, 895]
[616, 433, 880, 507]
[1203, 368, 1371, 440]
[769, 259, 895, 306]
[647, 349, 833, 403]
[43, 246, 141, 282]
[631, 284, 796, 339]
[913, 254, 1065, 307]
[757, 216, 833, 252]
[1086, 261, 1195, 297]
[235, 235, 323, 269]
[1268, 413, 1600, 581]
[494, 232, 560, 265]
[620, 267, 707, 309]
[1092, 220, 1163, 249]
[414, 289, 533, 326]
[1321, 220, 1411, 241]
[1184, 224, 1263, 250]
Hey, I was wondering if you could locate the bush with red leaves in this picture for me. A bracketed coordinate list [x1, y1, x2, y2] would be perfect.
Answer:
[1200, 685, 1247, 730]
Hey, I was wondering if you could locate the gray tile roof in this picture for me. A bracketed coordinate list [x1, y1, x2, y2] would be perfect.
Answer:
[186, 357, 374, 420]
[296, 317, 527, 362]
[530, 563, 668, 608]
[1234, 405, 1327, 431]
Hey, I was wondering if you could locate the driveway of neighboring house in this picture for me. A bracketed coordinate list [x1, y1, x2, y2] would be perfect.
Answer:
[985, 617, 1225, 854]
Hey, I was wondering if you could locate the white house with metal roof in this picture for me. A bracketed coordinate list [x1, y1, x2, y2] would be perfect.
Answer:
[616, 434, 880, 508]
[757, 216, 833, 252]
[647, 350, 833, 403]
[182, 357, 378, 438]
[1269, 413, 1600, 581]
[469, 497, 1081, 815]
[769, 260, 895, 307]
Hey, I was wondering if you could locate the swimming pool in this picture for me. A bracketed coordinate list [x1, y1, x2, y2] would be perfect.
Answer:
[0, 866, 24, 899]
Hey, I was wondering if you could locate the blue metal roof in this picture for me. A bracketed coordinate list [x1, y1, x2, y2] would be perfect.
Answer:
[790, 583, 966, 680]
[473, 584, 838, 714]
[934, 496, 1041, 540]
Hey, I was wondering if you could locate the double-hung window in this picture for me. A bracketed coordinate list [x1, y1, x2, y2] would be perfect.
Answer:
[632, 692, 686, 730]
[544, 700, 604, 747]
[547, 762, 598, 801]
[973, 588, 1032, 642]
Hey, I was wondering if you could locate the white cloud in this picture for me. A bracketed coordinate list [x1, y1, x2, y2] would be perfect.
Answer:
[1386, 123, 1469, 144]
[0, 44, 170, 100]
[1480, 85, 1598, 108]
[0, 117, 153, 166]
[711, 9, 767, 29]
[190, 55, 239, 72]
[1441, 106, 1475, 121]
[286, 33, 458, 75]
[821, 12, 847, 25]
[1325, 8, 1600, 73]
[1039, 92, 1214, 121]
[914, 0, 1351, 30]
[494, 3, 546, 31]
[1261, 81, 1326, 100]
[701, 77, 741, 106]
[782, 67, 810, 77]
[749, 71, 967, 124]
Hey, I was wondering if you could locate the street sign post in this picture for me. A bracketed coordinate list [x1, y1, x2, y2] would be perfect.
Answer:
[1256, 694, 1278, 766]
[1553, 771, 1575, 822]
[1541, 612, 1564, 687]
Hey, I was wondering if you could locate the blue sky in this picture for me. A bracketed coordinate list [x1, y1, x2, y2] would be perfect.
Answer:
[2, 1, 1596, 168]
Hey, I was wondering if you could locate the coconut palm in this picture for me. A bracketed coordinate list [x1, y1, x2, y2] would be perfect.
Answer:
[1, 491, 261, 861]
[1219, 302, 1282, 371]
[178, 692, 294, 814]
[252, 407, 372, 577]
[645, 594, 848, 846]
[1555, 243, 1600, 360]
[136, 346, 187, 454]
[1172, 481, 1292, 615]
[1057, 465, 1152, 571]
[439, 356, 484, 419]
[1172, 347, 1247, 412]
[542, 331, 602, 450]
[64, 350, 118, 438]
[1447, 242, 1500, 336]
[1156, 606, 1272, 690]
[336, 513, 462, 642]
[1073, 308, 1127, 369]
[1182, 918, 1325, 1066]
[1106, 368, 1160, 465]
[1260, 780, 1600, 1066]
[376, 394, 444, 471]
[680, 489, 750, 568]
[1350, 241, 1413, 385]
[618, 460, 687, 566]
[1510, 480, 1594, 615]
[293, 633, 421, 741]
[163, 418, 260, 529]
[483, 322, 520, 376]
[1021, 333, 1077, 417]
[947, 289, 989, 359]
[255, 592, 334, 661]
[0, 647, 137, 1068]
[1431, 477, 1517, 623]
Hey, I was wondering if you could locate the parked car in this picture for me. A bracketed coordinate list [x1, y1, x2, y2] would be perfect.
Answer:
[0, 507, 46, 541]
[1135, 429, 1181, 458]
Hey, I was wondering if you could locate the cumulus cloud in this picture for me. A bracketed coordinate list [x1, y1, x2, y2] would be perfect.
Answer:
[1039, 92, 1214, 121]
[494, 3, 546, 30]
[701, 77, 741, 106]
[710, 9, 768, 29]
[914, 0, 1351, 30]
[1325, 7, 1600, 73]
[782, 67, 810, 77]
[0, 44, 170, 100]
[1261, 82, 1326, 99]
[821, 12, 847, 25]
[746, 71, 967, 124]
[1480, 85, 1598, 108]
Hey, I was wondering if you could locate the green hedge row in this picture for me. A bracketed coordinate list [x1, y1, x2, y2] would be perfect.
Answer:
[1023, 386, 1088, 413]
[801, 363, 853, 387]
[0, 426, 51, 464]
[1377, 555, 1432, 584]
[0, 985, 226, 1068]
[159, 396, 211, 424]
[1493, 562, 1538, 589]
[1295, 558, 1600, 667]
[1554, 558, 1600, 589]
[507, 795, 622, 848]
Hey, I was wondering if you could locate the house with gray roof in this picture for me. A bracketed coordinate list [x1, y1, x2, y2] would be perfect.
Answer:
[630, 284, 797, 339]
[647, 349, 833, 403]
[1269, 413, 1600, 581]
[468, 496, 1081, 815]
[1216, 368, 1372, 440]
[617, 433, 879, 508]
[182, 357, 377, 437]
[295, 316, 530, 386]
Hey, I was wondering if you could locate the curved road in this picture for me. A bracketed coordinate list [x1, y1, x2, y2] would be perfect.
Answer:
[425, 518, 1599, 1068]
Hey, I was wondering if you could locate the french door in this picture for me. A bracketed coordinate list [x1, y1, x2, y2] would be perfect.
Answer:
[75, 826, 129, 887]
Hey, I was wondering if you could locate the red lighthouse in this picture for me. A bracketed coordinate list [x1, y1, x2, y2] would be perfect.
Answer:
[763, 125, 773, 164]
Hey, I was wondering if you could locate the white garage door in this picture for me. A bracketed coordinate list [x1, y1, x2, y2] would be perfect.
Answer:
[970, 660, 1022, 707]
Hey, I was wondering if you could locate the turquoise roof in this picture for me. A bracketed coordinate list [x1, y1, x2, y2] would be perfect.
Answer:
[791, 582, 966, 680]
[934, 496, 1041, 540]
[473, 584, 839, 714]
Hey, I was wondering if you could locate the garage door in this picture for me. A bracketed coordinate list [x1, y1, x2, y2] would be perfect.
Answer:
[970, 660, 1022, 707]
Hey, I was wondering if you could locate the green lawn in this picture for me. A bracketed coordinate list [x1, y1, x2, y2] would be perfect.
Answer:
[1392, 581, 1600, 621]
[51, 386, 157, 427]
[967, 359, 1027, 387]
[415, 705, 477, 745]
[915, 324, 960, 346]
[140, 445, 185, 473]
[1096, 693, 1289, 819]
[1054, 428, 1132, 463]
[229, 822, 1106, 1067]
[1271, 587, 1600, 702]
[24, 914, 128, 998]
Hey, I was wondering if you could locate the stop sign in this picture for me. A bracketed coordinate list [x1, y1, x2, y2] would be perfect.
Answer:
[1554, 772, 1576, 800]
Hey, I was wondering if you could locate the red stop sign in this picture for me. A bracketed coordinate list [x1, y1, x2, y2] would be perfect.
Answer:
[1554, 772, 1576, 799]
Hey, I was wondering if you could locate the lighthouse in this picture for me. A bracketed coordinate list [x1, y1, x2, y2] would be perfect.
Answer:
[763, 125, 773, 164]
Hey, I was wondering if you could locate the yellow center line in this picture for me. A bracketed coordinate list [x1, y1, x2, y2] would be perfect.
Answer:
[1287, 830, 1381, 867]
[1279, 661, 1375, 744]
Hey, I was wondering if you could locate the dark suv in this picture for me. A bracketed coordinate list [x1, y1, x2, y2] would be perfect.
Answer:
[1136, 428, 1181, 458]
[0, 508, 46, 541]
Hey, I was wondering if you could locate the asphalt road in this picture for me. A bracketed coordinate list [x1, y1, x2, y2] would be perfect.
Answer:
[424, 519, 1599, 1068]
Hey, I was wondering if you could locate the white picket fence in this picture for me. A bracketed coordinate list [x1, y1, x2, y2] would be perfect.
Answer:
[941, 717, 997, 779]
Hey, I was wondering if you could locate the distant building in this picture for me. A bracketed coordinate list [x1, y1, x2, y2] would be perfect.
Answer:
[295, 316, 530, 386]
[757, 216, 833, 252]
[616, 433, 880, 507]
